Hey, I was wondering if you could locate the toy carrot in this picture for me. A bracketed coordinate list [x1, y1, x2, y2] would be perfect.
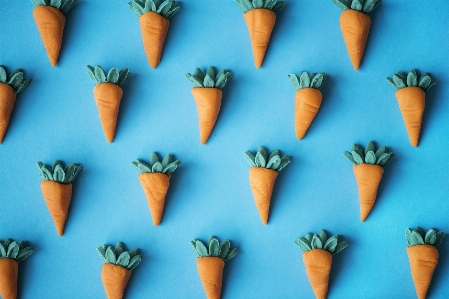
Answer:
[32, 0, 78, 67]
[244, 146, 290, 224]
[131, 152, 181, 226]
[186, 67, 232, 144]
[288, 72, 327, 139]
[128, 0, 180, 69]
[190, 236, 238, 299]
[0, 67, 30, 143]
[344, 141, 394, 221]
[295, 230, 348, 299]
[86, 65, 131, 142]
[332, 0, 381, 70]
[97, 242, 143, 299]
[405, 227, 445, 299]
[37, 160, 81, 236]
[235, 0, 285, 68]
[387, 70, 436, 147]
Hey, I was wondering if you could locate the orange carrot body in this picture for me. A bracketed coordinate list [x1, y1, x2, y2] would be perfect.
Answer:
[101, 263, 132, 299]
[0, 258, 18, 299]
[395, 87, 425, 147]
[294, 88, 323, 140]
[339, 9, 371, 70]
[243, 9, 276, 68]
[93, 83, 123, 143]
[139, 11, 170, 69]
[353, 164, 383, 222]
[33, 5, 66, 67]
[138, 172, 170, 226]
[407, 245, 439, 299]
[0, 83, 17, 143]
[197, 257, 225, 299]
[40, 180, 72, 236]
[303, 249, 332, 299]
[249, 167, 278, 224]
[191, 88, 222, 144]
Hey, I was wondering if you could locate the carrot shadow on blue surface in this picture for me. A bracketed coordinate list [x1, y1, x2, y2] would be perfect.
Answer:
[327, 233, 353, 298]
[115, 72, 140, 142]
[425, 228, 448, 298]
[56, 1, 83, 66]
[17, 240, 38, 299]
[221, 239, 242, 299]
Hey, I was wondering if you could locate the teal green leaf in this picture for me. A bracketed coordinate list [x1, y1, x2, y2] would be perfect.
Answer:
[344, 151, 357, 164]
[393, 74, 406, 89]
[255, 152, 266, 168]
[435, 231, 445, 247]
[4, 239, 12, 249]
[266, 0, 276, 9]
[386, 77, 398, 90]
[266, 155, 281, 169]
[94, 66, 106, 83]
[165, 4, 180, 18]
[295, 237, 311, 252]
[311, 235, 322, 249]
[40, 165, 53, 180]
[206, 67, 216, 81]
[333, 241, 348, 254]
[152, 162, 163, 173]
[150, 152, 160, 167]
[268, 150, 280, 161]
[163, 161, 180, 174]
[209, 238, 220, 256]
[235, 0, 252, 12]
[157, 0, 172, 15]
[375, 146, 386, 159]
[115, 243, 125, 257]
[271, 1, 285, 13]
[53, 0, 62, 9]
[86, 65, 98, 83]
[194, 68, 205, 80]
[8, 72, 23, 88]
[117, 68, 131, 86]
[127, 255, 142, 270]
[107, 68, 120, 84]
[332, 0, 350, 10]
[288, 74, 300, 90]
[203, 74, 215, 88]
[425, 229, 437, 245]
[15, 79, 30, 94]
[405, 228, 413, 246]
[351, 0, 363, 10]
[53, 164, 65, 182]
[305, 233, 313, 242]
[418, 75, 432, 91]
[219, 240, 230, 259]
[258, 146, 267, 161]
[365, 141, 374, 154]
[0, 67, 6, 82]
[190, 241, 198, 256]
[16, 248, 33, 262]
[7, 242, 19, 259]
[277, 156, 291, 172]
[411, 231, 425, 245]
[128, 248, 138, 259]
[0, 243, 5, 257]
[365, 151, 376, 164]
[60, 0, 78, 14]
[362, 0, 376, 13]
[224, 248, 238, 261]
[162, 154, 172, 168]
[318, 230, 327, 244]
[324, 236, 338, 253]
[96, 246, 108, 262]
[186, 74, 203, 87]
[195, 241, 208, 256]
[253, 0, 263, 9]
[117, 252, 131, 267]
[145, 0, 156, 12]
[299, 72, 310, 88]
[105, 247, 116, 263]
[244, 151, 256, 167]
[407, 69, 418, 87]
[352, 151, 363, 164]
[352, 144, 364, 159]
[311, 73, 326, 89]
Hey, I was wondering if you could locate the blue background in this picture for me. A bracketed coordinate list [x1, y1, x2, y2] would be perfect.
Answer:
[1, 0, 449, 298]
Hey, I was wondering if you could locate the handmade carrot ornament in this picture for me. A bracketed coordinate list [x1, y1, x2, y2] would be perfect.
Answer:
[128, 0, 180, 68]
[405, 227, 445, 299]
[244, 146, 290, 224]
[332, 0, 381, 70]
[86, 65, 131, 142]
[97, 242, 143, 299]
[32, 0, 78, 67]
[295, 230, 348, 299]
[344, 141, 394, 221]
[190, 237, 238, 299]
[235, 0, 285, 68]
[386, 70, 436, 147]
[288, 72, 327, 139]
[37, 160, 81, 236]
[131, 152, 181, 226]
[0, 67, 30, 143]
[186, 67, 232, 144]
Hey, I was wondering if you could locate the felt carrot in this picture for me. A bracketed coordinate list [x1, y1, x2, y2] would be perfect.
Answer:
[37, 160, 81, 236]
[186, 67, 233, 144]
[244, 146, 291, 224]
[332, 0, 381, 70]
[0, 239, 33, 299]
[295, 230, 348, 299]
[0, 67, 30, 143]
[386, 70, 436, 147]
[97, 242, 143, 299]
[235, 0, 285, 68]
[86, 65, 131, 142]
[344, 141, 394, 221]
[190, 237, 238, 299]
[131, 152, 181, 226]
[405, 227, 445, 299]
[288, 72, 327, 139]
[128, 0, 180, 69]
[32, 0, 78, 67]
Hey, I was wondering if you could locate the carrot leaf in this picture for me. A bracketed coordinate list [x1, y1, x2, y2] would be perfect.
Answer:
[365, 151, 376, 164]
[87, 65, 130, 87]
[219, 240, 231, 259]
[235, 0, 285, 13]
[97, 243, 142, 270]
[299, 72, 310, 88]
[107, 68, 120, 84]
[1, 67, 31, 94]
[209, 238, 220, 256]
[116, 252, 131, 267]
[186, 67, 232, 90]
[244, 151, 257, 167]
[388, 70, 436, 92]
[16, 247, 33, 262]
[191, 237, 238, 261]
[407, 69, 418, 87]
[324, 236, 338, 252]
[194, 68, 205, 80]
[295, 230, 348, 255]
[127, 255, 143, 270]
[132, 152, 181, 174]
[351, 151, 363, 164]
[333, 241, 349, 254]
[60, 0, 78, 14]
[245, 146, 290, 172]
[129, 0, 180, 19]
[295, 237, 312, 251]
[345, 142, 394, 167]
[0, 239, 33, 262]
[37, 160, 81, 183]
[406, 227, 445, 247]
[311, 235, 323, 249]
[224, 248, 239, 261]
[351, 0, 363, 11]
[332, 0, 351, 10]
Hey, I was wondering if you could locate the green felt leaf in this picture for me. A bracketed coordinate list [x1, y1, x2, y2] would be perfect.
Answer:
[127, 255, 142, 270]
[52, 0, 62, 9]
[255, 152, 266, 168]
[219, 240, 230, 259]
[203, 74, 215, 88]
[206, 66, 216, 81]
[60, 0, 78, 14]
[365, 141, 374, 154]
[0, 243, 6, 257]
[94, 66, 106, 83]
[305, 233, 313, 243]
[115, 243, 125, 257]
[405, 228, 413, 246]
[195, 241, 208, 256]
[224, 248, 238, 261]
[4, 239, 12, 249]
[8, 72, 23, 88]
[16, 247, 33, 262]
[332, 0, 350, 10]
[435, 231, 445, 247]
[295, 237, 311, 252]
[131, 1, 145, 15]
[15, 78, 30, 94]
[311, 235, 322, 249]
[152, 162, 163, 173]
[351, 0, 363, 11]
[375, 146, 386, 159]
[266, 155, 281, 169]
[128, 248, 138, 259]
[7, 242, 19, 259]
[318, 230, 327, 244]
[393, 74, 406, 89]
[277, 156, 291, 172]
[209, 238, 220, 256]
[145, 0, 156, 12]
[311, 73, 326, 89]
[418, 75, 432, 91]
[193, 68, 205, 80]
[386, 77, 398, 90]
[352, 151, 363, 164]
[411, 230, 425, 245]
[107, 68, 120, 84]
[150, 152, 160, 167]
[161, 154, 172, 168]
[352, 144, 365, 159]
[253, 0, 263, 9]
[333, 241, 348, 254]
[235, 0, 252, 12]
[53, 164, 66, 182]
[163, 161, 181, 174]
[268, 150, 280, 161]
[344, 151, 357, 164]
[215, 71, 232, 89]
[117, 252, 131, 267]
[96, 246, 108, 262]
[377, 153, 394, 167]
[65, 164, 81, 183]
[105, 246, 117, 263]
[271, 1, 285, 13]
[324, 236, 338, 253]
[299, 72, 310, 88]
[365, 151, 376, 164]
[288, 74, 300, 90]
[117, 68, 131, 86]
[244, 151, 256, 167]
[159, 0, 173, 17]
[40, 165, 54, 181]
[86, 66, 98, 84]
[190, 241, 198, 256]
[0, 67, 6, 82]
[186, 74, 203, 87]
[407, 69, 418, 87]
[425, 229, 437, 245]
[52, 160, 61, 171]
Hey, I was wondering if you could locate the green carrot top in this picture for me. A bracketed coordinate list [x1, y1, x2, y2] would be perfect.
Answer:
[131, 152, 181, 174]
[37, 160, 81, 184]
[0, 67, 30, 95]
[86, 65, 131, 87]
[295, 230, 348, 255]
[97, 242, 143, 270]
[288, 72, 327, 91]
[244, 146, 290, 173]
[128, 0, 180, 18]
[406, 227, 445, 248]
[0, 239, 33, 262]
[186, 67, 232, 90]
[31, 0, 78, 14]
[235, 0, 285, 13]
[190, 236, 238, 262]
[344, 141, 394, 167]
[386, 69, 436, 92]
[332, 0, 381, 14]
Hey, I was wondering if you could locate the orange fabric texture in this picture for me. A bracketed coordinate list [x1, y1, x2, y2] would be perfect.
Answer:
[243, 9, 276, 68]
[40, 180, 72, 236]
[406, 245, 439, 299]
[192, 88, 222, 144]
[138, 172, 170, 226]
[249, 167, 278, 224]
[139, 11, 170, 69]
[294, 88, 323, 140]
[395, 87, 425, 147]
[353, 164, 384, 222]
[33, 5, 66, 67]
[339, 9, 371, 70]
[0, 258, 18, 299]
[303, 249, 332, 299]
[197, 257, 225, 299]
[0, 83, 17, 143]
[93, 83, 123, 143]
[101, 263, 132, 299]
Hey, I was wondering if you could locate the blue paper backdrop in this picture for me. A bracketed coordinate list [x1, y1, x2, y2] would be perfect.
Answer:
[1, 0, 449, 298]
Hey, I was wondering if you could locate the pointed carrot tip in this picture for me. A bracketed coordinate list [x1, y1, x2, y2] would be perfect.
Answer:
[56, 227, 64, 236]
